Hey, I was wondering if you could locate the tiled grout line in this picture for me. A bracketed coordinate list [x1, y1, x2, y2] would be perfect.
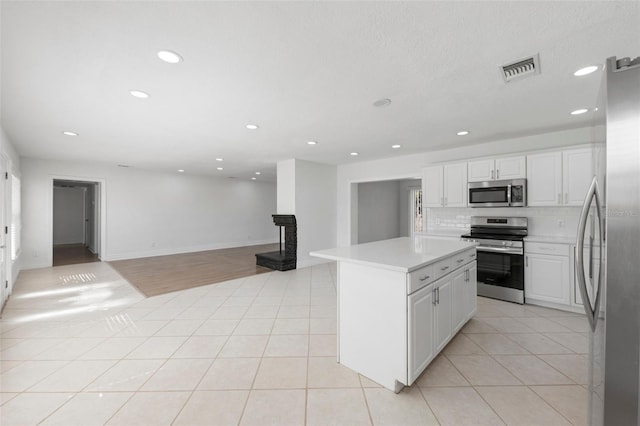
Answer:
[2, 262, 587, 425]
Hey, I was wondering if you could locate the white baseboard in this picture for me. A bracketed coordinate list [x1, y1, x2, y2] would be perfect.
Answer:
[104, 239, 279, 262]
[525, 298, 584, 314]
[21, 259, 51, 270]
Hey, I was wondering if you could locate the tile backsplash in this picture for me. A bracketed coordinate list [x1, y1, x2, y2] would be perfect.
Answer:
[426, 207, 582, 238]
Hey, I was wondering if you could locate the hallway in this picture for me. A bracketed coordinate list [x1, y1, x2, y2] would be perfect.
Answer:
[52, 244, 100, 267]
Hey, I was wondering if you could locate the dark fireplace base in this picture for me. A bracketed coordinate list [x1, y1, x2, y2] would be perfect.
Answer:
[256, 251, 296, 271]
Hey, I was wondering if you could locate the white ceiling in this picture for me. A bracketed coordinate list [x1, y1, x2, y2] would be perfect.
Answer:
[2, 1, 639, 182]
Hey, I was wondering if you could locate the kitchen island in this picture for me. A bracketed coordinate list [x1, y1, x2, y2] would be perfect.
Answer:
[310, 236, 477, 392]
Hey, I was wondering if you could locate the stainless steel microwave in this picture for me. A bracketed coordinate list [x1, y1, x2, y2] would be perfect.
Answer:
[468, 179, 527, 207]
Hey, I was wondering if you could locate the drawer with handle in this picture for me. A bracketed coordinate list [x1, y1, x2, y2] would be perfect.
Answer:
[525, 242, 570, 256]
[452, 249, 476, 269]
[432, 257, 452, 281]
[407, 264, 435, 294]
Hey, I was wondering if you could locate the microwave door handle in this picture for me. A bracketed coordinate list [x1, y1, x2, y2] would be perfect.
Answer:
[507, 184, 512, 206]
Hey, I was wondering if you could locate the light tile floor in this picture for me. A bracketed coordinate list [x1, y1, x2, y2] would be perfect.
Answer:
[0, 262, 589, 425]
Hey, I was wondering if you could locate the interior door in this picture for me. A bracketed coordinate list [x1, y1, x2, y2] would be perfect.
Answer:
[0, 156, 7, 307]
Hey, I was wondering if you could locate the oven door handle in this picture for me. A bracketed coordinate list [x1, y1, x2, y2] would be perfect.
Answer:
[476, 246, 523, 255]
[507, 184, 512, 206]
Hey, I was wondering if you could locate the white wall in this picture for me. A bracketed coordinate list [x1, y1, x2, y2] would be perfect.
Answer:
[53, 186, 85, 245]
[0, 127, 21, 308]
[276, 159, 337, 267]
[337, 126, 596, 247]
[277, 159, 295, 214]
[21, 158, 278, 269]
[357, 180, 400, 244]
[295, 160, 337, 267]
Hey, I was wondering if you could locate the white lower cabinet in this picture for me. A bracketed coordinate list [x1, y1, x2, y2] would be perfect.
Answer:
[408, 285, 434, 384]
[434, 278, 452, 353]
[452, 263, 477, 334]
[408, 258, 476, 384]
[465, 264, 478, 322]
[525, 243, 571, 306]
[451, 269, 467, 333]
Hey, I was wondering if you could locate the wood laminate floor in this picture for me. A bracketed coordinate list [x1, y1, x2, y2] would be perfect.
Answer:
[53, 243, 100, 267]
[109, 243, 280, 297]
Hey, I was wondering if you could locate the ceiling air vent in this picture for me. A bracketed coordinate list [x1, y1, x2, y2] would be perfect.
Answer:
[500, 54, 540, 83]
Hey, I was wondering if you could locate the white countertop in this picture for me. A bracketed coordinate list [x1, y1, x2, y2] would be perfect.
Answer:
[525, 235, 576, 244]
[310, 236, 477, 273]
[416, 230, 465, 239]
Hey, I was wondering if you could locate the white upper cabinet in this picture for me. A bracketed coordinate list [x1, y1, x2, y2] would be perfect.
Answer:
[467, 159, 494, 182]
[444, 163, 467, 207]
[495, 156, 527, 180]
[527, 152, 563, 206]
[562, 148, 593, 206]
[422, 163, 467, 207]
[527, 148, 594, 206]
[468, 156, 526, 182]
[423, 166, 444, 207]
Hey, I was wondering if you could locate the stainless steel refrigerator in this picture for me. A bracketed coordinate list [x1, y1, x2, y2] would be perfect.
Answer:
[575, 55, 640, 425]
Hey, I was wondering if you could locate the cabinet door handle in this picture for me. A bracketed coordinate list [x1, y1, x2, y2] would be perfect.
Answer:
[444, 197, 447, 206]
[496, 169, 500, 179]
[469, 253, 476, 258]
[456, 259, 464, 264]
[440, 266, 449, 271]
[436, 287, 440, 304]
[525, 256, 528, 267]
[491, 170, 494, 180]
[558, 193, 562, 204]
[433, 289, 437, 305]
[419, 275, 430, 282]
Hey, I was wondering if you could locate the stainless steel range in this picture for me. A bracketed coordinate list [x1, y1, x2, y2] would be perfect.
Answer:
[461, 216, 527, 304]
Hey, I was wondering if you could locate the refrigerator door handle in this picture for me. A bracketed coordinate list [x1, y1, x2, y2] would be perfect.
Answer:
[576, 176, 604, 332]
[589, 235, 594, 279]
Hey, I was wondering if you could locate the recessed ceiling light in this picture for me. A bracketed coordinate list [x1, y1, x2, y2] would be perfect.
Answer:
[215, 158, 223, 162]
[255, 172, 261, 175]
[373, 98, 392, 107]
[177, 169, 185, 173]
[457, 131, 470, 136]
[130, 90, 149, 99]
[217, 167, 223, 171]
[157, 50, 183, 64]
[251, 177, 257, 180]
[574, 65, 598, 76]
[391, 144, 401, 149]
[62, 131, 78, 136]
[571, 108, 589, 115]
[350, 152, 359, 156]
[246, 124, 259, 130]
[307, 141, 318, 145]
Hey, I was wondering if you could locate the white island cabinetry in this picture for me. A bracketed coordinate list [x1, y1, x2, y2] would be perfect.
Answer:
[310, 237, 477, 392]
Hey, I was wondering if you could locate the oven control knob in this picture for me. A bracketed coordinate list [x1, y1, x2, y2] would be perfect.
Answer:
[502, 241, 506, 246]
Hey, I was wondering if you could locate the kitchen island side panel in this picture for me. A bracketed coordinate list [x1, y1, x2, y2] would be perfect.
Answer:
[338, 261, 408, 391]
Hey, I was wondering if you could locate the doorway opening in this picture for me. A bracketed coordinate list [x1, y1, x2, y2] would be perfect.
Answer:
[355, 178, 422, 244]
[52, 179, 101, 266]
